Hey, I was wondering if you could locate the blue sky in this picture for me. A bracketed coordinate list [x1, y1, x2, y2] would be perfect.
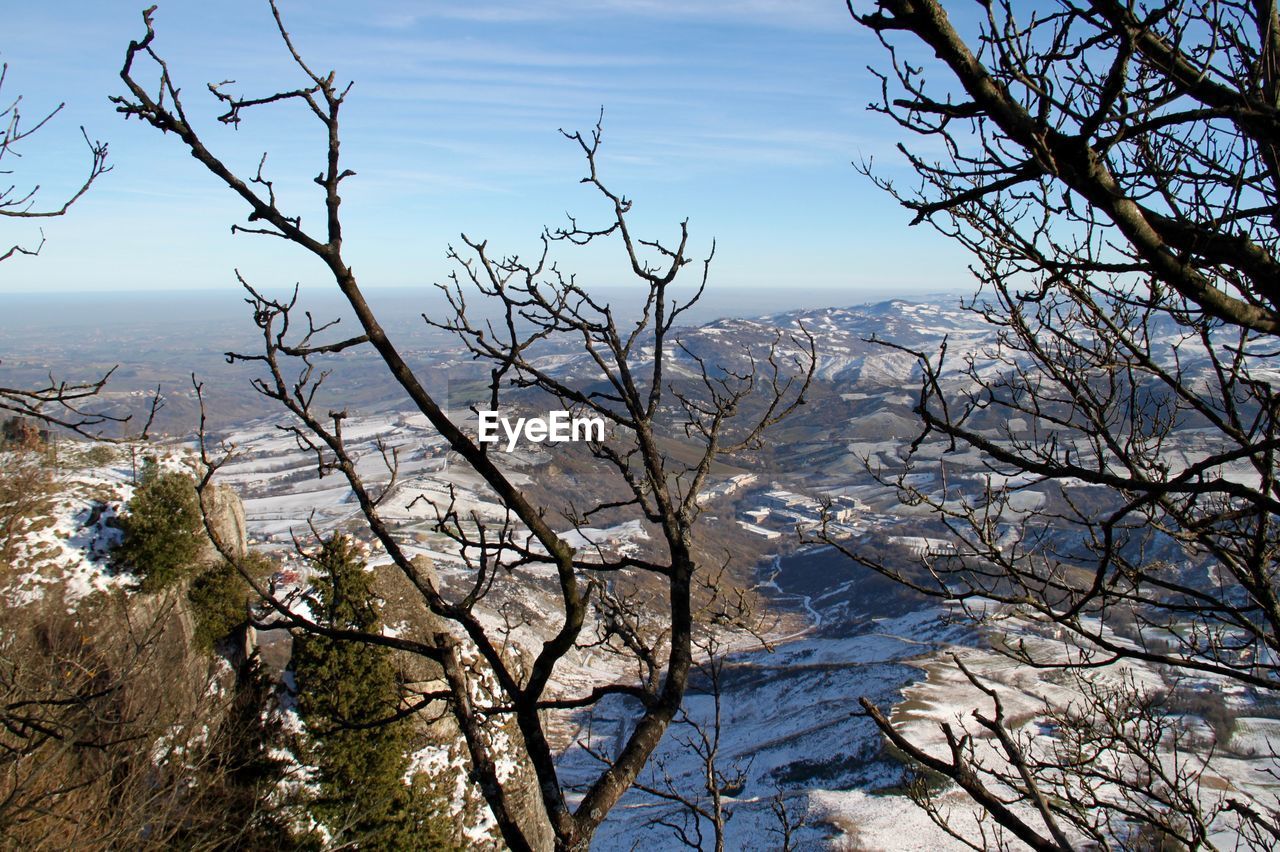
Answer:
[2, 0, 969, 297]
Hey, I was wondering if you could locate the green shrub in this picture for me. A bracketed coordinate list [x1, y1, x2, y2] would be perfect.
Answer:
[293, 535, 456, 849]
[114, 461, 203, 592]
[188, 552, 274, 651]
[78, 444, 118, 469]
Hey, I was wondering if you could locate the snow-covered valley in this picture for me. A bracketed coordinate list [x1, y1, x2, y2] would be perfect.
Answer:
[6, 295, 1280, 849]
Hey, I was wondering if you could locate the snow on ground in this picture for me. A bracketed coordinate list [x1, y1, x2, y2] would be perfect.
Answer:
[575, 589, 975, 851]
[216, 413, 548, 553]
[1229, 718, 1280, 758]
[808, 788, 976, 851]
[0, 446, 188, 611]
[204, 400, 1280, 851]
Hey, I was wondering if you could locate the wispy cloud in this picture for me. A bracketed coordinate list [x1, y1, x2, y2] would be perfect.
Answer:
[4, 0, 934, 293]
[370, 0, 844, 30]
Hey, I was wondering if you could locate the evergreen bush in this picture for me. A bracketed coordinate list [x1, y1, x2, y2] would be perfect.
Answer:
[292, 535, 456, 849]
[114, 460, 203, 592]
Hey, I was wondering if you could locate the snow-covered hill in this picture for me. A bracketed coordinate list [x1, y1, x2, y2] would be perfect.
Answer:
[8, 296, 1278, 849]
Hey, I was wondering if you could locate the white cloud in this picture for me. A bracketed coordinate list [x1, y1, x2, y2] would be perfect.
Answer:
[370, 0, 844, 30]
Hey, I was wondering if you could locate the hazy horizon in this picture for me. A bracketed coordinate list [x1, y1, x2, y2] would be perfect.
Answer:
[1, 283, 970, 334]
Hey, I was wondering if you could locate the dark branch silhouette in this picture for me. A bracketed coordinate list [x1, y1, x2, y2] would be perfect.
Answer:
[843, 0, 1280, 846]
[115, 4, 813, 848]
[0, 57, 156, 441]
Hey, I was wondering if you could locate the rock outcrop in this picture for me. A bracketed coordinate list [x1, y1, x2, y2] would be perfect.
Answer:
[199, 482, 249, 561]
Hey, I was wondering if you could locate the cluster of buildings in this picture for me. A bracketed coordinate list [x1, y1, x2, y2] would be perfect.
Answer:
[730, 484, 867, 539]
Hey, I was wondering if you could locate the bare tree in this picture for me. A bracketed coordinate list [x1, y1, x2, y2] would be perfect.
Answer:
[0, 592, 297, 850]
[766, 786, 806, 852]
[839, 0, 1280, 847]
[593, 570, 773, 852]
[628, 648, 748, 852]
[0, 60, 109, 261]
[0, 58, 157, 440]
[113, 4, 813, 849]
